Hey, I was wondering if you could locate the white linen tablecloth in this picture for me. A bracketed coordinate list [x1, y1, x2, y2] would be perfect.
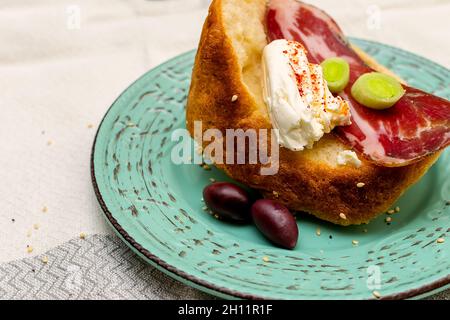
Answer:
[0, 0, 448, 299]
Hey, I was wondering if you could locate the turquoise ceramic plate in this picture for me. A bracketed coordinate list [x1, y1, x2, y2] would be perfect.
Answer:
[91, 39, 450, 300]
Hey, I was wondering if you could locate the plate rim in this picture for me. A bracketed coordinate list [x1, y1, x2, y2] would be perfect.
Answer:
[91, 38, 450, 300]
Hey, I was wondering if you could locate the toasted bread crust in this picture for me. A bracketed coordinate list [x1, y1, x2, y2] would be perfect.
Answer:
[186, 0, 440, 225]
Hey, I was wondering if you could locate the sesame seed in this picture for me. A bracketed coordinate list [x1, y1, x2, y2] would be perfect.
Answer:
[437, 238, 445, 244]
[27, 246, 33, 253]
[339, 213, 347, 220]
[387, 209, 395, 215]
[42, 206, 48, 213]
[47, 140, 53, 146]
[200, 198, 204, 202]
[214, 214, 219, 219]
[87, 124, 94, 129]
[316, 228, 321, 236]
[126, 122, 135, 127]
[26, 230, 32, 238]
[79, 233, 86, 240]
[231, 95, 239, 102]
[363, 229, 368, 233]
[202, 164, 211, 171]
[262, 256, 270, 262]
[356, 182, 365, 188]
[209, 178, 216, 183]
[33, 224, 40, 230]
[395, 206, 400, 213]
[42, 256, 48, 264]
[372, 291, 381, 299]
[385, 217, 392, 223]
[202, 206, 208, 211]
[273, 191, 279, 198]
[352, 240, 359, 246]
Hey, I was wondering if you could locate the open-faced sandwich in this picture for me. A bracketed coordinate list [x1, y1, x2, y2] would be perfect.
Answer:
[186, 0, 450, 227]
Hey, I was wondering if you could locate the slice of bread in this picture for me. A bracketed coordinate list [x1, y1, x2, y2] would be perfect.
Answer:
[186, 0, 440, 225]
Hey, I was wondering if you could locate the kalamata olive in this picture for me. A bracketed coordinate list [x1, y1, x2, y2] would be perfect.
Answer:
[251, 199, 298, 249]
[203, 182, 252, 222]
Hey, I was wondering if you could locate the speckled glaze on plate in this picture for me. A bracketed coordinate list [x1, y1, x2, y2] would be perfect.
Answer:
[91, 39, 450, 300]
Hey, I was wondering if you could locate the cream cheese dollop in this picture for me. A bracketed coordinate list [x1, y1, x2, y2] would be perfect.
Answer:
[262, 39, 351, 151]
[337, 150, 362, 168]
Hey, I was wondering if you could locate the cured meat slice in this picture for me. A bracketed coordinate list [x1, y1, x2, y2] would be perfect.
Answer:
[267, 0, 450, 166]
